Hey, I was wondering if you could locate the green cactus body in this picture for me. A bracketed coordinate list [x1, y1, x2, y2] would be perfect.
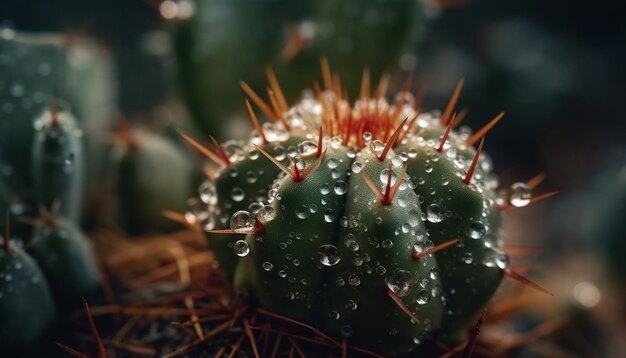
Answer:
[186, 77, 528, 354]
[28, 218, 100, 303]
[0, 241, 56, 347]
[113, 132, 194, 234]
[0, 29, 115, 202]
[31, 104, 84, 222]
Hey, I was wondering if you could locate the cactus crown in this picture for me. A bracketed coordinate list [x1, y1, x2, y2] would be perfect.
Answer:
[179, 61, 554, 354]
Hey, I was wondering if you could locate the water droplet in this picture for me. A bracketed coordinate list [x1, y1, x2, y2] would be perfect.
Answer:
[296, 205, 310, 219]
[483, 248, 510, 269]
[345, 300, 358, 311]
[258, 206, 276, 223]
[466, 222, 486, 239]
[317, 244, 341, 266]
[509, 182, 531, 207]
[334, 181, 348, 195]
[230, 211, 257, 232]
[199, 181, 217, 205]
[426, 204, 444, 223]
[245, 171, 258, 183]
[351, 161, 363, 173]
[370, 140, 385, 154]
[231, 187, 245, 202]
[416, 290, 430, 305]
[262, 262, 273, 271]
[323, 209, 336, 223]
[348, 274, 361, 286]
[233, 240, 250, 256]
[386, 270, 412, 297]
[462, 252, 474, 264]
[297, 140, 318, 156]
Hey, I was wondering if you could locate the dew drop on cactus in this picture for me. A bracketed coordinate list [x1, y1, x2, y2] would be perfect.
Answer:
[426, 203, 444, 223]
[466, 222, 487, 239]
[233, 240, 250, 257]
[386, 270, 412, 297]
[482, 247, 510, 269]
[317, 244, 341, 266]
[230, 210, 256, 232]
[509, 182, 532, 207]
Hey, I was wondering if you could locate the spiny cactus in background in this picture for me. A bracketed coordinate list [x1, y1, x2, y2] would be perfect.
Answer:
[0, 29, 115, 224]
[180, 64, 555, 354]
[31, 99, 84, 222]
[111, 125, 195, 234]
[173, 0, 427, 137]
[0, 216, 56, 348]
[26, 204, 100, 304]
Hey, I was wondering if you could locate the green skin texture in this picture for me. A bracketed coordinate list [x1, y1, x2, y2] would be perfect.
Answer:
[32, 111, 84, 222]
[28, 219, 100, 303]
[115, 134, 194, 234]
[0, 245, 56, 347]
[0, 30, 115, 206]
[174, 0, 426, 136]
[205, 122, 504, 353]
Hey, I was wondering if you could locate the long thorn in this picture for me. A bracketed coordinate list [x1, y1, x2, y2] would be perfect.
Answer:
[462, 310, 486, 358]
[388, 290, 420, 324]
[467, 112, 505, 146]
[526, 172, 546, 190]
[503, 268, 554, 296]
[253, 144, 291, 177]
[240, 81, 277, 120]
[413, 238, 461, 259]
[82, 298, 107, 358]
[463, 137, 484, 185]
[245, 100, 269, 144]
[437, 113, 456, 153]
[209, 135, 231, 166]
[359, 170, 385, 202]
[301, 149, 328, 180]
[320, 57, 333, 91]
[243, 319, 260, 358]
[500, 191, 559, 211]
[265, 67, 288, 112]
[384, 164, 408, 205]
[176, 129, 226, 165]
[378, 117, 408, 161]
[55, 342, 89, 358]
[440, 78, 464, 126]
[316, 127, 324, 158]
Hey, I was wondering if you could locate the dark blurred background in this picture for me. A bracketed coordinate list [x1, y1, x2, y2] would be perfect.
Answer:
[2, 0, 625, 355]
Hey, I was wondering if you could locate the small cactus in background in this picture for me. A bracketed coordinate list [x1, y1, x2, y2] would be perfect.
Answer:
[180, 64, 554, 354]
[31, 99, 84, 222]
[173, 0, 427, 137]
[111, 125, 195, 234]
[0, 29, 115, 223]
[0, 217, 56, 348]
[27, 205, 100, 304]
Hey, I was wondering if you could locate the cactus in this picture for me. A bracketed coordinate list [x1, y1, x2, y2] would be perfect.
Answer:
[112, 128, 195, 234]
[31, 100, 84, 222]
[173, 0, 427, 137]
[0, 29, 115, 218]
[0, 217, 56, 348]
[27, 208, 100, 304]
[181, 68, 554, 355]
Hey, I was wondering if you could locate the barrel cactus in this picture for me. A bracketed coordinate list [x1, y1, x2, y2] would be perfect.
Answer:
[181, 68, 552, 355]
[0, 216, 56, 348]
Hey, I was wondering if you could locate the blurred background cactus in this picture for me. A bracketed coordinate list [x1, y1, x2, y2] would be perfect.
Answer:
[0, 0, 624, 356]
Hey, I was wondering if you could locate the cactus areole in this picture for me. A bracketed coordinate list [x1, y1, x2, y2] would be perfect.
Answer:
[183, 66, 546, 355]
